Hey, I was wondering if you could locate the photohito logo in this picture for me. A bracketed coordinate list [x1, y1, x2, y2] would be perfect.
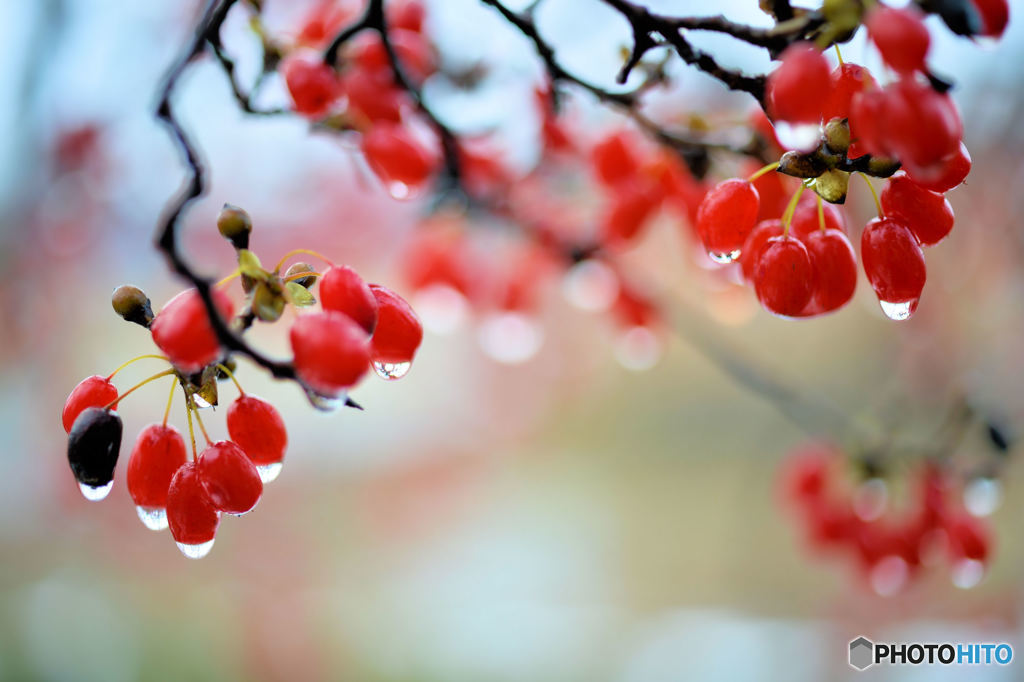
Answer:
[848, 636, 1013, 671]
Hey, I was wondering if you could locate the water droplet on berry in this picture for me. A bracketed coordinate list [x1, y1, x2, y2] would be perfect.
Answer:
[562, 260, 619, 312]
[176, 539, 215, 559]
[387, 181, 415, 200]
[135, 506, 168, 531]
[853, 478, 888, 521]
[879, 299, 917, 321]
[774, 121, 821, 152]
[256, 462, 283, 483]
[951, 558, 985, 589]
[304, 388, 346, 412]
[373, 360, 411, 380]
[870, 555, 908, 597]
[78, 480, 113, 502]
[192, 393, 213, 409]
[614, 326, 661, 371]
[963, 478, 1001, 517]
[707, 249, 741, 264]
[412, 284, 468, 335]
[478, 312, 544, 364]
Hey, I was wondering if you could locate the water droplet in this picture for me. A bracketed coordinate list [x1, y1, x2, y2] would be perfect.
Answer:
[78, 480, 113, 502]
[478, 312, 544, 364]
[853, 478, 888, 521]
[387, 181, 417, 200]
[614, 326, 662, 371]
[774, 121, 821, 152]
[708, 249, 741, 264]
[257, 462, 283, 483]
[870, 555, 908, 597]
[176, 539, 215, 560]
[135, 506, 168, 531]
[562, 260, 619, 312]
[964, 478, 1001, 517]
[951, 558, 985, 589]
[879, 299, 917, 321]
[192, 393, 212, 409]
[373, 360, 412, 381]
[303, 386, 346, 412]
[412, 284, 468, 335]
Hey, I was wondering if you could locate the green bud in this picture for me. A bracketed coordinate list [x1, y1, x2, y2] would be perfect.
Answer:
[813, 169, 850, 204]
[111, 285, 154, 327]
[217, 204, 252, 250]
[823, 118, 851, 155]
[284, 262, 317, 288]
[778, 150, 827, 179]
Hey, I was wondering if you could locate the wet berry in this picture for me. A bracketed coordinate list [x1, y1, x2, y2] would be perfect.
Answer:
[880, 173, 955, 247]
[695, 179, 760, 260]
[767, 43, 831, 124]
[282, 55, 341, 118]
[197, 441, 263, 515]
[62, 375, 118, 433]
[804, 229, 857, 314]
[368, 284, 423, 364]
[754, 236, 815, 317]
[227, 396, 287, 467]
[867, 6, 930, 74]
[167, 462, 220, 547]
[861, 217, 927, 317]
[739, 219, 784, 283]
[290, 311, 372, 395]
[319, 265, 379, 333]
[67, 407, 123, 489]
[151, 288, 235, 374]
[360, 122, 436, 191]
[127, 424, 188, 508]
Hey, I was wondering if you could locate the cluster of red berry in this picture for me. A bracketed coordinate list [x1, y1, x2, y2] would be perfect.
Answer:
[61, 205, 422, 558]
[781, 444, 994, 595]
[282, 0, 441, 197]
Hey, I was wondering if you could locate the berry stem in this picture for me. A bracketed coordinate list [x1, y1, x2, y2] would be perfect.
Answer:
[216, 269, 241, 288]
[103, 369, 177, 409]
[106, 354, 170, 380]
[282, 270, 321, 283]
[216, 363, 245, 395]
[185, 393, 198, 461]
[834, 43, 844, 66]
[746, 161, 781, 183]
[781, 182, 808, 237]
[273, 248, 335, 274]
[816, 194, 826, 233]
[857, 172, 883, 216]
[191, 398, 213, 445]
[162, 377, 177, 427]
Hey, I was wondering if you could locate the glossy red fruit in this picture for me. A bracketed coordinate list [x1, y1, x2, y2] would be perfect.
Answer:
[767, 43, 831, 124]
[361, 122, 436, 190]
[151, 288, 234, 374]
[804, 229, 857, 313]
[905, 142, 971, 193]
[744, 162, 794, 221]
[352, 30, 434, 82]
[739, 219, 784, 283]
[282, 55, 341, 118]
[592, 131, 639, 187]
[290, 311, 372, 395]
[888, 80, 962, 168]
[861, 217, 927, 317]
[197, 441, 263, 515]
[880, 173, 955, 246]
[821, 63, 876, 123]
[849, 88, 890, 157]
[789, 194, 846, 238]
[167, 462, 220, 546]
[320, 265, 379, 333]
[972, 0, 1009, 38]
[62, 375, 119, 433]
[343, 70, 405, 124]
[754, 236, 815, 317]
[368, 284, 423, 364]
[127, 424, 188, 507]
[601, 182, 659, 243]
[866, 6, 930, 74]
[695, 178, 760, 260]
[227, 396, 287, 466]
[389, 0, 426, 33]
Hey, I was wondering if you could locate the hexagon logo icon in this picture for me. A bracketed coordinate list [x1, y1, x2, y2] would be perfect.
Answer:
[849, 636, 874, 671]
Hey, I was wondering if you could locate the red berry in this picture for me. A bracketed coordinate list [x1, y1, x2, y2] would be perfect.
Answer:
[368, 284, 423, 365]
[343, 70, 406, 124]
[62, 375, 118, 433]
[739, 219, 783, 283]
[789, 194, 846, 239]
[905, 142, 971, 193]
[821, 63, 876, 123]
[389, 0, 426, 33]
[320, 265, 379, 333]
[151, 288, 234, 374]
[861, 217, 927, 318]
[972, 0, 1009, 38]
[753, 235, 815, 317]
[804, 228, 857, 313]
[880, 173, 955, 247]
[282, 55, 341, 118]
[743, 162, 794, 221]
[197, 441, 263, 515]
[592, 131, 639, 187]
[695, 178, 760, 260]
[360, 122, 436, 190]
[887, 80, 962, 168]
[767, 43, 832, 124]
[352, 30, 434, 82]
[867, 6, 930, 74]
[127, 424, 188, 508]
[167, 462, 220, 547]
[601, 181, 659, 244]
[849, 87, 890, 157]
[946, 514, 991, 562]
[227, 396, 287, 466]
[290, 311, 372, 395]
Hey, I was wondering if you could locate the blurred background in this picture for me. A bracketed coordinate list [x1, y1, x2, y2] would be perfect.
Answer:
[1, 0, 1023, 680]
